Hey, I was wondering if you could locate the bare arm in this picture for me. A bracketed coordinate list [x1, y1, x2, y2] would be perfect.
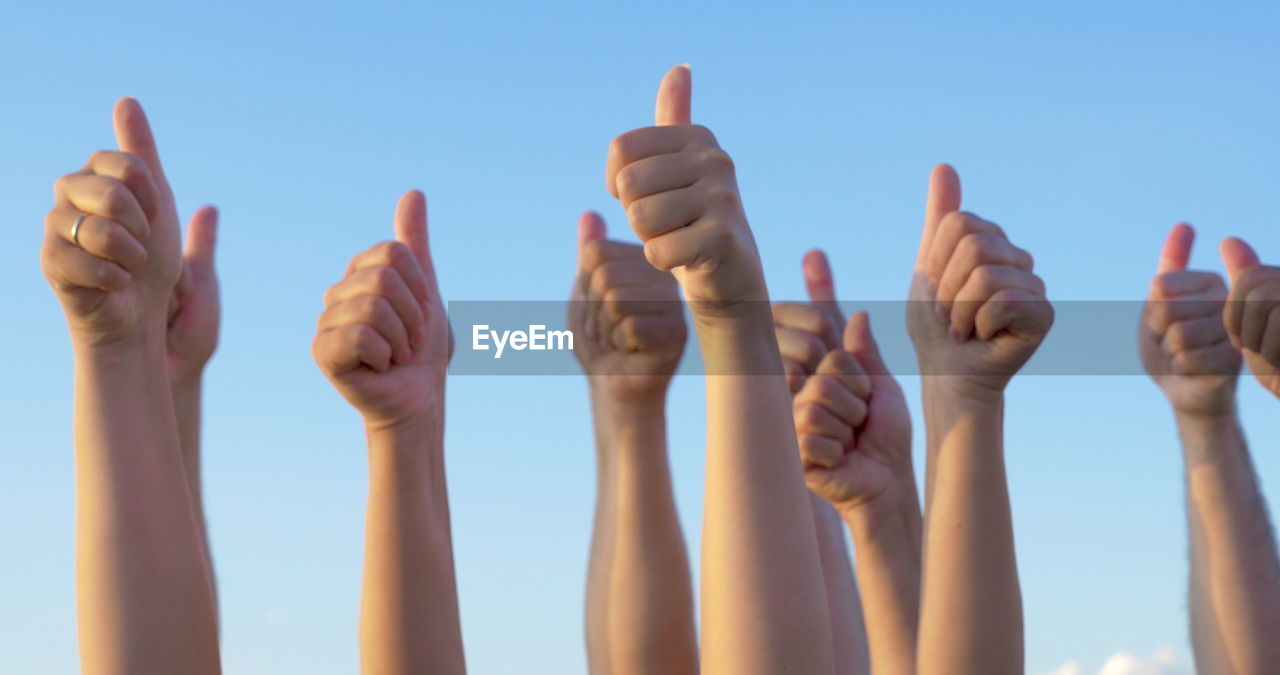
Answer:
[810, 495, 870, 675]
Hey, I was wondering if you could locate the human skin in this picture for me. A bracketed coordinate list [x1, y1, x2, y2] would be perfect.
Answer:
[312, 192, 462, 674]
[166, 205, 221, 612]
[907, 165, 1052, 675]
[773, 249, 922, 675]
[570, 212, 697, 674]
[608, 64, 835, 674]
[40, 98, 221, 674]
[1139, 224, 1280, 674]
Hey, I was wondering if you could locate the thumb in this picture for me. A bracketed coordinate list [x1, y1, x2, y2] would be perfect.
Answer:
[843, 311, 891, 377]
[394, 190, 436, 293]
[113, 97, 168, 187]
[1220, 236, 1261, 281]
[1157, 223, 1195, 275]
[577, 211, 607, 269]
[916, 163, 961, 269]
[803, 249, 843, 329]
[655, 64, 692, 127]
[183, 206, 218, 273]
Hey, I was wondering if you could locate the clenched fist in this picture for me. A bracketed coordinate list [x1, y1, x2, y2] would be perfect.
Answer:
[775, 251, 912, 512]
[1139, 224, 1240, 416]
[907, 165, 1052, 394]
[313, 191, 451, 429]
[41, 98, 184, 349]
[569, 211, 687, 403]
[1220, 236, 1280, 399]
[606, 65, 768, 321]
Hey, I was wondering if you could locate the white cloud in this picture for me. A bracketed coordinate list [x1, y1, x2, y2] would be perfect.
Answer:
[1037, 647, 1188, 675]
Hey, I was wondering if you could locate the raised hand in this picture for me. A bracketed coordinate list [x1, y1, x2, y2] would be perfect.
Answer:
[41, 98, 182, 348]
[569, 211, 687, 403]
[775, 251, 912, 511]
[906, 165, 1052, 393]
[606, 65, 768, 320]
[313, 191, 450, 429]
[1139, 224, 1240, 416]
[1220, 236, 1280, 399]
[167, 207, 220, 384]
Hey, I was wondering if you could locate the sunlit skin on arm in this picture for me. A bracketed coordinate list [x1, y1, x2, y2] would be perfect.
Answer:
[1139, 225, 1280, 674]
[570, 213, 697, 675]
[313, 192, 463, 675]
[608, 65, 835, 674]
[40, 98, 221, 675]
[774, 250, 922, 675]
[907, 165, 1052, 675]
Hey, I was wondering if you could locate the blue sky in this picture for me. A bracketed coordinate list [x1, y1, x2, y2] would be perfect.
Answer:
[1, 1, 1277, 673]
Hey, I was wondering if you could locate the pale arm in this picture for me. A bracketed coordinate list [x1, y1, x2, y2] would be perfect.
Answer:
[1178, 410, 1280, 675]
[810, 494, 870, 675]
[172, 377, 217, 612]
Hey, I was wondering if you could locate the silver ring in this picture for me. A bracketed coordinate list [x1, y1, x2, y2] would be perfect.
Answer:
[70, 214, 86, 248]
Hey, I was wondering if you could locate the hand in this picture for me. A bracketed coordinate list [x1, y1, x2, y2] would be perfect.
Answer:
[1220, 236, 1280, 399]
[41, 98, 183, 350]
[569, 211, 687, 404]
[606, 65, 767, 322]
[1138, 224, 1240, 416]
[776, 251, 912, 512]
[906, 164, 1052, 396]
[166, 207, 220, 385]
[313, 191, 451, 430]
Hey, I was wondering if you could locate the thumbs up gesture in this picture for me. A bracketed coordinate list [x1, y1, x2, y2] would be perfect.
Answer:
[40, 98, 185, 349]
[606, 65, 768, 321]
[1220, 237, 1280, 399]
[1139, 224, 1240, 415]
[568, 211, 687, 404]
[313, 191, 452, 429]
[774, 251, 913, 512]
[906, 165, 1052, 396]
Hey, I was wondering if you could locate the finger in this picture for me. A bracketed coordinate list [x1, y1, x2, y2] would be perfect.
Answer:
[56, 173, 149, 239]
[587, 259, 674, 300]
[776, 326, 829, 374]
[577, 211, 608, 271]
[844, 311, 891, 378]
[42, 236, 132, 292]
[1240, 285, 1279, 352]
[936, 232, 1033, 305]
[324, 266, 426, 345]
[927, 211, 1013, 283]
[600, 285, 677, 323]
[800, 373, 869, 429]
[606, 126, 718, 197]
[654, 63, 692, 127]
[813, 348, 872, 400]
[47, 209, 147, 272]
[315, 323, 393, 374]
[1173, 339, 1240, 377]
[793, 399, 854, 448]
[1149, 270, 1219, 299]
[1157, 223, 1195, 275]
[642, 217, 719, 271]
[614, 149, 728, 205]
[626, 185, 705, 241]
[773, 302, 839, 349]
[784, 358, 807, 393]
[799, 434, 845, 470]
[916, 163, 961, 269]
[1163, 315, 1231, 353]
[1220, 236, 1261, 281]
[183, 206, 218, 275]
[86, 150, 161, 221]
[803, 249, 844, 331]
[973, 288, 1053, 342]
[949, 265, 1046, 341]
[346, 241, 430, 306]
[112, 97, 168, 189]
[1148, 287, 1228, 337]
[1259, 305, 1280, 367]
[611, 313, 686, 354]
[394, 190, 439, 299]
[319, 296, 413, 366]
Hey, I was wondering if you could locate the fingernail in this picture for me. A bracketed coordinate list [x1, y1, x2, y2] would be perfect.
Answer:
[949, 326, 963, 342]
[935, 301, 949, 320]
[413, 327, 426, 347]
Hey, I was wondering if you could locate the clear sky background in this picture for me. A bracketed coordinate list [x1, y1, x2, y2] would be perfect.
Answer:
[1, 1, 1277, 673]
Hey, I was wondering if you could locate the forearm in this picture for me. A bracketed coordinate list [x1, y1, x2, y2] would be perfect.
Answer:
[698, 313, 836, 675]
[842, 478, 923, 675]
[172, 376, 217, 614]
[73, 332, 220, 674]
[810, 494, 869, 675]
[360, 410, 464, 675]
[584, 387, 618, 675]
[918, 381, 1020, 675]
[1178, 409, 1280, 674]
[600, 396, 697, 675]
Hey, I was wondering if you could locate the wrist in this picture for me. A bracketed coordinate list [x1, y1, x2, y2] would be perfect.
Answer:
[922, 375, 1006, 406]
[838, 476, 919, 541]
[74, 325, 168, 368]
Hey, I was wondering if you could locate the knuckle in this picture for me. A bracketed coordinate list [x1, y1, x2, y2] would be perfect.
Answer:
[699, 148, 735, 174]
[703, 184, 739, 211]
